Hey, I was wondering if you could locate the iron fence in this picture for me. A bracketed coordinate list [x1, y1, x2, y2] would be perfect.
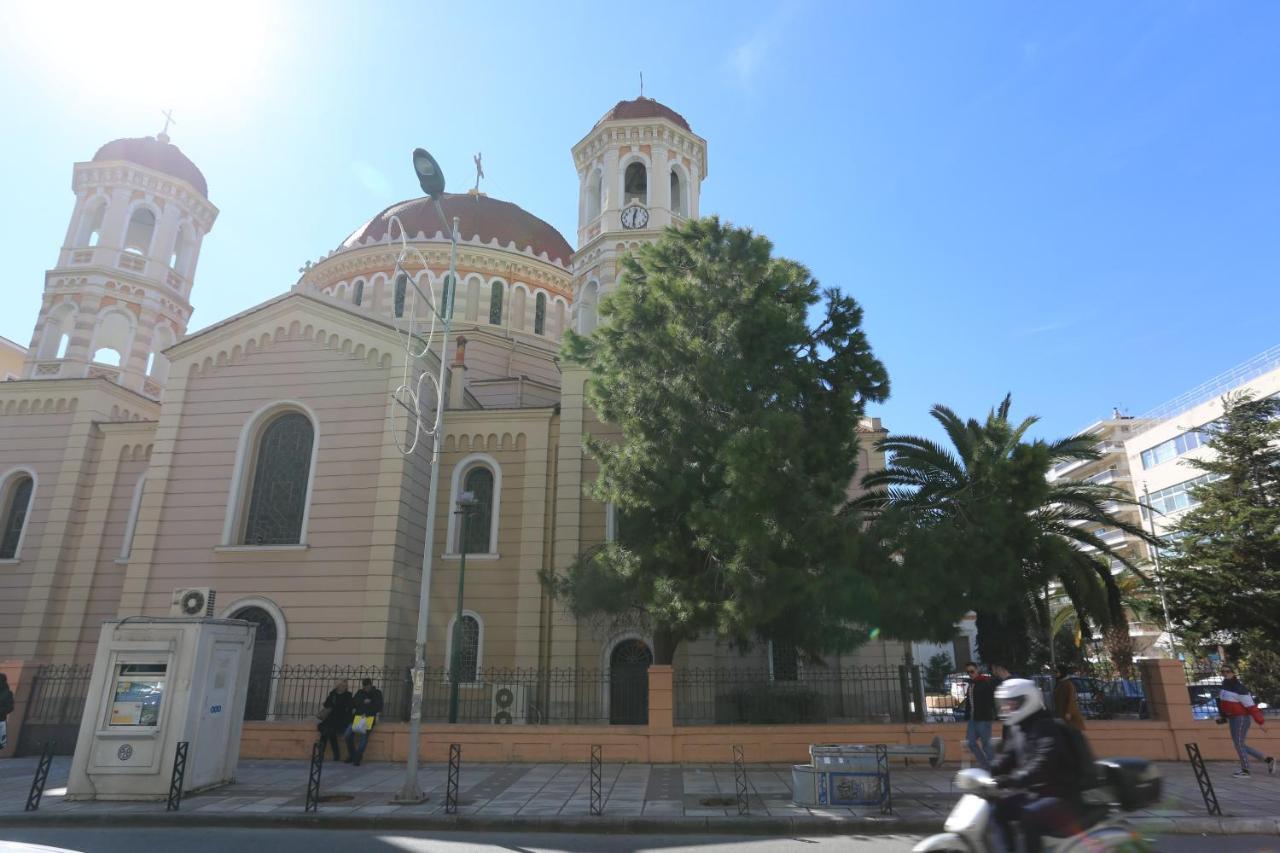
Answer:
[258, 665, 643, 726]
[16, 663, 93, 756]
[673, 665, 960, 725]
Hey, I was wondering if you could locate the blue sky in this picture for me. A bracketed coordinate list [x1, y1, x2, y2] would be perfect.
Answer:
[2, 1, 1277, 443]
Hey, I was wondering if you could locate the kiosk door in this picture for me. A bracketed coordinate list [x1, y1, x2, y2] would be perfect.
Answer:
[191, 645, 242, 786]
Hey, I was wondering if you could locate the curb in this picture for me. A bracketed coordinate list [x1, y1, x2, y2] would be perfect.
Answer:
[1, 812, 1278, 836]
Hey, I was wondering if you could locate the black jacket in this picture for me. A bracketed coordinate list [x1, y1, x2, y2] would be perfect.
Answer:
[990, 708, 1083, 801]
[318, 689, 353, 733]
[352, 686, 384, 719]
[0, 686, 14, 721]
[964, 676, 997, 722]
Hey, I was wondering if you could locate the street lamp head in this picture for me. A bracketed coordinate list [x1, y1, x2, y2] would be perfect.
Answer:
[412, 147, 446, 199]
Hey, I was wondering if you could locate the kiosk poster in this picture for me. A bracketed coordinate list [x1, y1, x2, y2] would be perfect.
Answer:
[109, 663, 167, 727]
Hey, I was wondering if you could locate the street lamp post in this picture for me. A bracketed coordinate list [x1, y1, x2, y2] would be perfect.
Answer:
[448, 491, 479, 723]
[392, 147, 460, 804]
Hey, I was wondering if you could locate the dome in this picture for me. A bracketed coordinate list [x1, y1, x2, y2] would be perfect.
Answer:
[93, 135, 208, 198]
[342, 192, 573, 266]
[594, 97, 691, 131]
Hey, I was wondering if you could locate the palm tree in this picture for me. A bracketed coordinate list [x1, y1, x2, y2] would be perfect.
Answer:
[861, 394, 1154, 669]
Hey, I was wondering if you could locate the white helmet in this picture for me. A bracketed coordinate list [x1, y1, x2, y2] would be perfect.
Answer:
[995, 678, 1044, 726]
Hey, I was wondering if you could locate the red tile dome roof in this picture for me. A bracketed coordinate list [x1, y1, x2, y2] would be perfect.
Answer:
[594, 97, 691, 131]
[92, 135, 208, 198]
[342, 192, 573, 266]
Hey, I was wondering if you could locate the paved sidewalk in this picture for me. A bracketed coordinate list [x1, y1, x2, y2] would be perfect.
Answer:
[2, 756, 1278, 835]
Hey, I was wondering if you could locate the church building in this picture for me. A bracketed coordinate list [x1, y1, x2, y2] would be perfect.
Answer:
[0, 98, 899, 722]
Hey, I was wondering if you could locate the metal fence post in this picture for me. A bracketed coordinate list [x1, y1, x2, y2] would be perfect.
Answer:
[305, 740, 324, 812]
[25, 740, 56, 811]
[589, 745, 603, 815]
[877, 743, 893, 815]
[445, 743, 462, 814]
[166, 741, 190, 811]
[1184, 742, 1222, 816]
[732, 744, 750, 815]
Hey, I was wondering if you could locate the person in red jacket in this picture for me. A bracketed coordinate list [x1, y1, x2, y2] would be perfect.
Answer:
[1216, 664, 1275, 778]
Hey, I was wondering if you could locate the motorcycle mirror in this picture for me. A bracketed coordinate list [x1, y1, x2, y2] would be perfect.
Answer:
[954, 768, 990, 793]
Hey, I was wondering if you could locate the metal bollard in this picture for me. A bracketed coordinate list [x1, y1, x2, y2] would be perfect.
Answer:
[166, 741, 190, 811]
[305, 740, 324, 812]
[445, 743, 461, 815]
[25, 741, 55, 812]
[732, 744, 750, 815]
[1184, 742, 1222, 816]
[877, 744, 892, 815]
[589, 745, 603, 816]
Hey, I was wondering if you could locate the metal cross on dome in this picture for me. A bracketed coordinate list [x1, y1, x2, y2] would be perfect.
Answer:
[160, 109, 177, 138]
[473, 152, 484, 193]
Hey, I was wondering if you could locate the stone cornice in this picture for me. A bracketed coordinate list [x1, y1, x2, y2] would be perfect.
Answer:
[43, 270, 193, 328]
[0, 377, 159, 421]
[73, 160, 219, 231]
[572, 120, 708, 176]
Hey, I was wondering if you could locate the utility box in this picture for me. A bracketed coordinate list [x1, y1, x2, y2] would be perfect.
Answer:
[66, 618, 256, 801]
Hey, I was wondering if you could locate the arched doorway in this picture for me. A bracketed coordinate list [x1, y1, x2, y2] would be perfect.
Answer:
[608, 638, 652, 725]
[232, 606, 279, 720]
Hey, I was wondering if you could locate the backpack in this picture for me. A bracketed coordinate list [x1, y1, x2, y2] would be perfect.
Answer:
[1055, 719, 1099, 791]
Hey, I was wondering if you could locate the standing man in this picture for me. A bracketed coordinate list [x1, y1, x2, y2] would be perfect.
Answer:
[962, 662, 997, 768]
[1217, 664, 1275, 778]
[1053, 665, 1087, 732]
[345, 677, 384, 767]
[317, 679, 352, 762]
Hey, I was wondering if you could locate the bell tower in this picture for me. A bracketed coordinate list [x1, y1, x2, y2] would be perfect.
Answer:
[23, 126, 218, 398]
[569, 97, 707, 334]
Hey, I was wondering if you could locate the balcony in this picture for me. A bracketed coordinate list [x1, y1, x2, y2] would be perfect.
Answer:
[1084, 468, 1120, 487]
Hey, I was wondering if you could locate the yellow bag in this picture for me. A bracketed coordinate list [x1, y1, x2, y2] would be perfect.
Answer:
[351, 714, 375, 734]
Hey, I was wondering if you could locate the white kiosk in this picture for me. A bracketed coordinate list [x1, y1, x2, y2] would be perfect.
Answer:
[66, 617, 256, 801]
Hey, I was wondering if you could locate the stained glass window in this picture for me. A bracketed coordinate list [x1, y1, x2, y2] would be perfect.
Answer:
[243, 413, 314, 545]
[489, 282, 503, 325]
[0, 476, 33, 559]
[394, 273, 407, 318]
[353, 280, 364, 306]
[460, 466, 494, 554]
[453, 614, 480, 682]
[534, 292, 547, 335]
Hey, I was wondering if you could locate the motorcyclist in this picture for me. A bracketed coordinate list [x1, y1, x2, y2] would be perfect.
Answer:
[988, 678, 1087, 853]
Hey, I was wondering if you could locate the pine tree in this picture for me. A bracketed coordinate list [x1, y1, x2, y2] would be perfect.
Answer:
[545, 217, 890, 664]
[1163, 393, 1280, 646]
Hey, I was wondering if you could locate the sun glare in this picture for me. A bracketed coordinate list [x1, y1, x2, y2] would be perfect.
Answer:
[9, 1, 280, 120]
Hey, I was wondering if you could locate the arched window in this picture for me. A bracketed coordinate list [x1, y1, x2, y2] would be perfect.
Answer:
[91, 310, 134, 368]
[1, 473, 34, 560]
[448, 455, 500, 556]
[488, 281, 504, 326]
[670, 170, 686, 217]
[123, 207, 157, 256]
[534, 292, 547, 336]
[446, 611, 483, 683]
[170, 225, 192, 273]
[120, 475, 146, 560]
[464, 277, 480, 322]
[393, 273, 408, 318]
[553, 299, 567, 338]
[147, 326, 175, 383]
[460, 466, 494, 553]
[586, 169, 603, 221]
[353, 280, 364, 306]
[577, 281, 599, 334]
[231, 605, 280, 720]
[510, 287, 527, 332]
[624, 162, 647, 206]
[78, 199, 107, 247]
[242, 412, 315, 545]
[38, 303, 77, 359]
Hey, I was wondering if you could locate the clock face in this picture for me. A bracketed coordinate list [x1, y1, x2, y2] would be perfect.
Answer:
[621, 205, 649, 230]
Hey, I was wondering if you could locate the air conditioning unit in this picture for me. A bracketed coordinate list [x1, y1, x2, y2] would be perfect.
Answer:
[170, 587, 216, 617]
[491, 683, 529, 725]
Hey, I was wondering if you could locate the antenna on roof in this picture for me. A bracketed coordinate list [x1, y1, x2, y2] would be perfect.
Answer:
[640, 71, 644, 98]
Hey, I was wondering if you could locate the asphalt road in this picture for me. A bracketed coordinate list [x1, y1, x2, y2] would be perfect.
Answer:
[1, 829, 1279, 853]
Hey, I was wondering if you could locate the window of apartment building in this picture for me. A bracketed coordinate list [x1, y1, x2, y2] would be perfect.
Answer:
[1140, 472, 1221, 519]
[1140, 428, 1210, 469]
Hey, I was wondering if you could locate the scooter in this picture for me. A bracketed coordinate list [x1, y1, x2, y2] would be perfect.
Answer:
[913, 760, 1160, 852]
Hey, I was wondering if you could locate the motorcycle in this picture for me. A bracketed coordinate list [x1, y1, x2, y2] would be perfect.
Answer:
[913, 759, 1160, 852]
